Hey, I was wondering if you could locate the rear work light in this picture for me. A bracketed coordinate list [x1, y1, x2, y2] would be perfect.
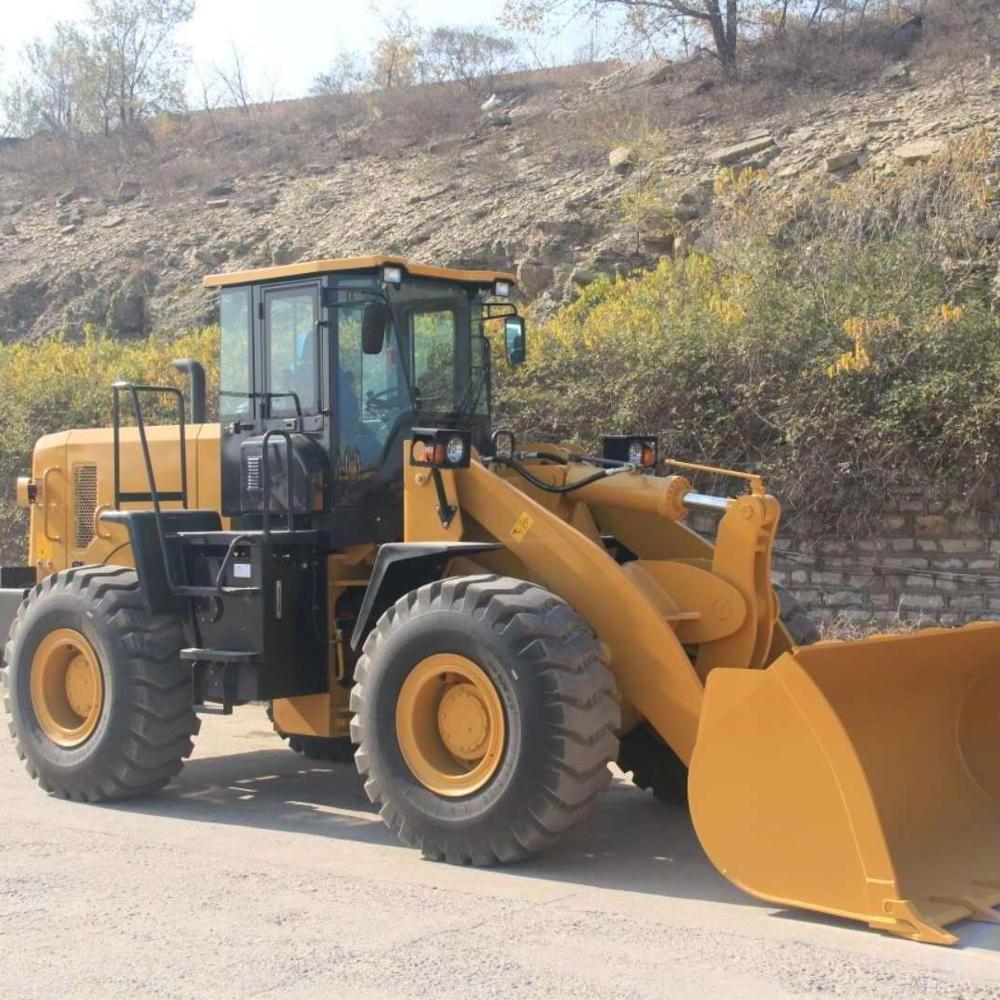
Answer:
[490, 429, 516, 460]
[602, 435, 658, 471]
[381, 264, 404, 287]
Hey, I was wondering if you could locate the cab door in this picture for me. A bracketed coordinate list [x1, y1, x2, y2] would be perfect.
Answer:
[260, 282, 324, 434]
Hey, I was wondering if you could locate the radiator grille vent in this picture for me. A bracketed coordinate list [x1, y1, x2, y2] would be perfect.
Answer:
[245, 454, 262, 493]
[74, 465, 98, 549]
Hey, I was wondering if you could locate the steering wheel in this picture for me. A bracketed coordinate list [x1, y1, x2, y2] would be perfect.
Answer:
[365, 386, 410, 415]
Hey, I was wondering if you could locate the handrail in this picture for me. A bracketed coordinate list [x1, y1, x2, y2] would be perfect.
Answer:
[112, 382, 188, 509]
[41, 466, 62, 542]
[662, 458, 765, 496]
[112, 382, 188, 598]
[107, 380, 270, 599]
[260, 429, 296, 537]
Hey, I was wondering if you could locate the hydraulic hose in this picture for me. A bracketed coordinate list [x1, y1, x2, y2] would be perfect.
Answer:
[491, 456, 631, 495]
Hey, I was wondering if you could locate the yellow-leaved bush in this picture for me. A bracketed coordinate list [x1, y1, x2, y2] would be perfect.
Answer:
[497, 134, 1000, 535]
[0, 326, 219, 561]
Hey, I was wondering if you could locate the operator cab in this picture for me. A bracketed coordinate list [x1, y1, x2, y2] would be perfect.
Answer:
[204, 257, 524, 547]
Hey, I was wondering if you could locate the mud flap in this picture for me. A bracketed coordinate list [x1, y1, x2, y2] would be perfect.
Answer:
[689, 623, 1000, 945]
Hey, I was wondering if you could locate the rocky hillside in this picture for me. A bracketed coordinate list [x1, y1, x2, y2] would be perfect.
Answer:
[0, 56, 998, 341]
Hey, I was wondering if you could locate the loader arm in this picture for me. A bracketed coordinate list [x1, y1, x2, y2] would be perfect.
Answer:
[403, 449, 782, 764]
[403, 445, 1000, 946]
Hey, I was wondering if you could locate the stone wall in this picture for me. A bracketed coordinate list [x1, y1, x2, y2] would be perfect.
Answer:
[689, 495, 1000, 628]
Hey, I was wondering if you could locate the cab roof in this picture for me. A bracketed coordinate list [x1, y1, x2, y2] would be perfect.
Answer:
[202, 255, 516, 289]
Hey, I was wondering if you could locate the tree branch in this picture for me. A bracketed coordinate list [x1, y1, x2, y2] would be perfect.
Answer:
[590, 0, 716, 24]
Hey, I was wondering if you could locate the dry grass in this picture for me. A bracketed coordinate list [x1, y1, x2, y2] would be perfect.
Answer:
[920, 0, 1000, 77]
[0, 7, 987, 208]
[819, 610, 936, 641]
[0, 60, 614, 206]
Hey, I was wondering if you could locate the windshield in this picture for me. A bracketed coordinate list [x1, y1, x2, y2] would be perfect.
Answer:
[334, 277, 488, 472]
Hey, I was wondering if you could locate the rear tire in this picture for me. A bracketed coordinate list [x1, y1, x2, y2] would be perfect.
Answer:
[285, 734, 355, 763]
[268, 705, 355, 763]
[618, 585, 819, 804]
[775, 583, 821, 646]
[350, 575, 619, 864]
[617, 722, 688, 805]
[2, 566, 198, 801]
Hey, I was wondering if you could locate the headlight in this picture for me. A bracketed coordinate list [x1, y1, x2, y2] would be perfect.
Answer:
[410, 428, 472, 469]
[446, 436, 466, 465]
[627, 441, 645, 465]
[493, 279, 512, 298]
[381, 265, 403, 286]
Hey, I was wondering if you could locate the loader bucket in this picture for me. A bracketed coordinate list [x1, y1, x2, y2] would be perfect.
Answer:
[688, 623, 1000, 945]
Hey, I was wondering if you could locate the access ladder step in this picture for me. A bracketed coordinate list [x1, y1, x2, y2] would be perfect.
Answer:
[186, 649, 261, 716]
[181, 648, 259, 664]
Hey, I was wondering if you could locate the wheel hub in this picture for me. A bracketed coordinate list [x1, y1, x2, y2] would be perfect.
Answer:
[396, 654, 506, 797]
[30, 629, 104, 748]
[437, 684, 490, 759]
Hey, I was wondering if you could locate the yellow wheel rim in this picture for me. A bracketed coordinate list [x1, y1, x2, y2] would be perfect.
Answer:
[395, 653, 506, 797]
[30, 629, 104, 748]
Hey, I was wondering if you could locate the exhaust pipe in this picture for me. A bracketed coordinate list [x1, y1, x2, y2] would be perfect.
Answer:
[172, 358, 206, 424]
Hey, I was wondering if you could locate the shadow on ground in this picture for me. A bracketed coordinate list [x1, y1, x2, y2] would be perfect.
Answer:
[105, 736, 753, 909]
[103, 731, 1000, 951]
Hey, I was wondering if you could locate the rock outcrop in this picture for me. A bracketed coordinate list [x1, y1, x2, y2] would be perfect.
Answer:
[0, 58, 997, 339]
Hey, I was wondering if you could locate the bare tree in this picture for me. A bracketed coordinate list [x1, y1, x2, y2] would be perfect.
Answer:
[311, 51, 370, 97]
[1, 23, 92, 136]
[506, 0, 743, 75]
[369, 5, 426, 90]
[424, 26, 519, 92]
[0, 0, 192, 137]
[209, 43, 256, 112]
[86, 0, 193, 132]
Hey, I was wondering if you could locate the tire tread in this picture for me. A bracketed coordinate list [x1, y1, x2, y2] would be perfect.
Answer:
[2, 566, 197, 801]
[352, 574, 620, 866]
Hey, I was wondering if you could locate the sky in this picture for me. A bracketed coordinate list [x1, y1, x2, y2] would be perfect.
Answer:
[0, 0, 592, 102]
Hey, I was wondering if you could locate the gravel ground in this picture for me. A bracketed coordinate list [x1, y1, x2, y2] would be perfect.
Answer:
[2, 706, 999, 1000]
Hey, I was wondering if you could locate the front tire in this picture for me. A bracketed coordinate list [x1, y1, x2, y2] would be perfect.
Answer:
[2, 566, 198, 801]
[350, 575, 619, 865]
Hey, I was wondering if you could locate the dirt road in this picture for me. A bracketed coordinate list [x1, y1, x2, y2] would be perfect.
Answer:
[2, 706, 999, 1000]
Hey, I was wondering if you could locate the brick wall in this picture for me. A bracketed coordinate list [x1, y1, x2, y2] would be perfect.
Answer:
[688, 493, 1000, 627]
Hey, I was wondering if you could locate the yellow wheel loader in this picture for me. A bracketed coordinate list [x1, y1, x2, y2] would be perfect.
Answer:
[3, 257, 999, 945]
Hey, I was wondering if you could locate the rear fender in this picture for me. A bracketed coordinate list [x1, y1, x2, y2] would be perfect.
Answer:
[350, 542, 503, 651]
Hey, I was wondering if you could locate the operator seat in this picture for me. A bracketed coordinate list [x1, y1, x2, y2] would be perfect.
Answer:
[338, 368, 381, 467]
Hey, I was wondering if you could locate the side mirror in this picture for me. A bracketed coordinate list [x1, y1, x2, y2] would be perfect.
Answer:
[504, 316, 526, 366]
[362, 301, 389, 355]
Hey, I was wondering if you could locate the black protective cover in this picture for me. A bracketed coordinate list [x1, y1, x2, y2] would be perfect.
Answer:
[350, 541, 502, 650]
[100, 509, 223, 613]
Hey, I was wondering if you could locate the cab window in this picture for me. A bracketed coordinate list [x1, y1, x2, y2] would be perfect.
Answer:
[220, 287, 252, 417]
[412, 308, 455, 411]
[337, 299, 407, 470]
[265, 288, 318, 417]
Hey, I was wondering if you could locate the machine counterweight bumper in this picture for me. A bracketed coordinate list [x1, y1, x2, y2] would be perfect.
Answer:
[689, 623, 1000, 945]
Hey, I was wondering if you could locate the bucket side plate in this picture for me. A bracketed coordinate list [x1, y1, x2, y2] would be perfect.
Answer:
[689, 624, 1000, 945]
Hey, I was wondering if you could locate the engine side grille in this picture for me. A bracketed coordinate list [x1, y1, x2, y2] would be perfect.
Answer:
[245, 454, 262, 493]
[73, 465, 98, 550]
